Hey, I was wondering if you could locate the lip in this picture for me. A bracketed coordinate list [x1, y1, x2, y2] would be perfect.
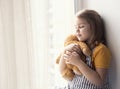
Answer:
[75, 34, 81, 40]
[76, 33, 81, 37]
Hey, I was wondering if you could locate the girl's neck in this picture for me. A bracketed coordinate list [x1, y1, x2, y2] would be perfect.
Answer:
[85, 40, 97, 50]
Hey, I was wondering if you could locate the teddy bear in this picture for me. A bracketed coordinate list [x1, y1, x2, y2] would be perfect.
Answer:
[56, 34, 92, 80]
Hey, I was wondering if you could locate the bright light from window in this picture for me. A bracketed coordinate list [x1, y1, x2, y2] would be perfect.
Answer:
[30, 0, 75, 88]
[48, 0, 75, 88]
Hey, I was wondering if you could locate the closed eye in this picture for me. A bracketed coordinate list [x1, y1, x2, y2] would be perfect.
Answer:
[74, 25, 85, 29]
[79, 25, 85, 28]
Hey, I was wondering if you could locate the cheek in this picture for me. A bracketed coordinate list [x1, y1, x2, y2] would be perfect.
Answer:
[83, 30, 92, 38]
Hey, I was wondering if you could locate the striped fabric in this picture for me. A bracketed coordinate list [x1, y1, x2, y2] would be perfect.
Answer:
[66, 75, 109, 89]
[56, 57, 109, 89]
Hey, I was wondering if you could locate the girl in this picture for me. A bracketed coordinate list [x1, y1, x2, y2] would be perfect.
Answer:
[59, 9, 111, 89]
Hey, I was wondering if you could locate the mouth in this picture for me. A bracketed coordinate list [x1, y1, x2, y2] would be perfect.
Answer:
[76, 34, 82, 41]
[75, 33, 81, 36]
[76, 34, 81, 38]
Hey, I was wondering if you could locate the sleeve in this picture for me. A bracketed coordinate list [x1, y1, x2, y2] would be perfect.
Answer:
[93, 44, 111, 68]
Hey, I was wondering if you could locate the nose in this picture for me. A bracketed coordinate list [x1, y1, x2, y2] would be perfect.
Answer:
[75, 25, 80, 34]
[76, 29, 80, 33]
[75, 30, 80, 36]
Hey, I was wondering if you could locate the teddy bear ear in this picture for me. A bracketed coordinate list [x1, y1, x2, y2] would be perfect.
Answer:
[56, 54, 61, 64]
[56, 59, 59, 64]
[65, 34, 78, 41]
[64, 34, 78, 46]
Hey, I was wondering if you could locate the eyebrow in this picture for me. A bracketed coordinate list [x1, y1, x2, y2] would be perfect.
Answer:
[75, 23, 86, 26]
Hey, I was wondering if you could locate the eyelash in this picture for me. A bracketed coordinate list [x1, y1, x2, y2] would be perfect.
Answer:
[78, 26, 84, 28]
[75, 25, 85, 29]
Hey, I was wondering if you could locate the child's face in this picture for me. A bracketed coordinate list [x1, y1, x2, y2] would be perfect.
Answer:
[74, 17, 92, 42]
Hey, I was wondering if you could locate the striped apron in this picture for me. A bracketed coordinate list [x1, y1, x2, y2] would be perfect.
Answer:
[57, 57, 110, 89]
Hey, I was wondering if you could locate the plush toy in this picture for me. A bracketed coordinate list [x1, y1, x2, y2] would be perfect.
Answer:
[56, 34, 92, 80]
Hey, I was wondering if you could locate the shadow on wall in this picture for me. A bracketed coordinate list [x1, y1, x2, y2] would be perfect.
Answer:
[109, 53, 117, 89]
[102, 18, 117, 89]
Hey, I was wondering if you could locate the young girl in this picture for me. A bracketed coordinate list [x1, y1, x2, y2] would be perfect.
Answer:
[59, 9, 111, 89]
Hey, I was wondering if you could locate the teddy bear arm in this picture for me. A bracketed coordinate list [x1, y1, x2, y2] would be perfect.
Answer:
[72, 66, 82, 75]
[56, 53, 62, 64]
[67, 64, 82, 76]
[78, 42, 92, 56]
[82, 48, 91, 57]
[62, 68, 75, 81]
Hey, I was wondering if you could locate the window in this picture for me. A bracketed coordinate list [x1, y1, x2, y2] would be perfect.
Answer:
[30, 0, 75, 88]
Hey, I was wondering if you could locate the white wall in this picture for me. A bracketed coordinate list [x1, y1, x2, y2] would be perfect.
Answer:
[76, 0, 120, 89]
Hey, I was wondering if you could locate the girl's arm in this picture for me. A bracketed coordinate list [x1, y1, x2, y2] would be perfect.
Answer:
[59, 51, 67, 74]
[64, 51, 108, 86]
[59, 44, 76, 76]
[75, 58, 107, 86]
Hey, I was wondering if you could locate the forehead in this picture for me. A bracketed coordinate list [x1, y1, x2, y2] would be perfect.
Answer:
[75, 17, 88, 25]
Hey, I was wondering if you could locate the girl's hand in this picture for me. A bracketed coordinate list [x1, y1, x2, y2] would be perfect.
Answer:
[64, 44, 81, 54]
[64, 44, 75, 52]
[63, 51, 81, 66]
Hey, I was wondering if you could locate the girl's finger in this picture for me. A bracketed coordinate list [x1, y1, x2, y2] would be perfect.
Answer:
[72, 45, 81, 54]
[64, 44, 75, 51]
[65, 60, 70, 64]
[65, 51, 71, 55]
[74, 44, 80, 50]
[63, 54, 69, 59]
[72, 51, 78, 56]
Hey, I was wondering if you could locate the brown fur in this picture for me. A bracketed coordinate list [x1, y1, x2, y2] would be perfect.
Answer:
[56, 34, 92, 80]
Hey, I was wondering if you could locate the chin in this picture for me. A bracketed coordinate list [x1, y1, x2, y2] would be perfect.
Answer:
[76, 35, 85, 41]
[77, 38, 85, 42]
[78, 38, 83, 41]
